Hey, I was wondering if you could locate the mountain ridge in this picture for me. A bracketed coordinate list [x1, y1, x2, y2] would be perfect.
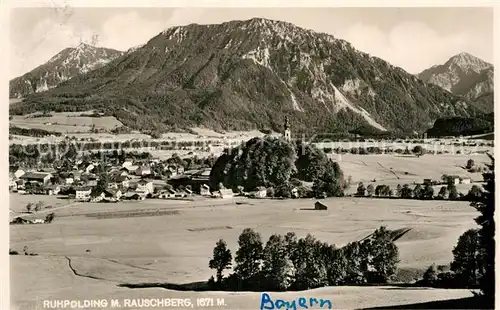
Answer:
[10, 18, 484, 136]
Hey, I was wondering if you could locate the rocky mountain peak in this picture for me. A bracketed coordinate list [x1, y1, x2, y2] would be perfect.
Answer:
[445, 52, 492, 73]
[9, 44, 124, 98]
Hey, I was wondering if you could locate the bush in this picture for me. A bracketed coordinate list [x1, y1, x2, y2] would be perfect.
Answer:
[466, 159, 475, 169]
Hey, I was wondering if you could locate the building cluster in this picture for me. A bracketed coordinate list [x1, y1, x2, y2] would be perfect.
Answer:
[8, 157, 235, 203]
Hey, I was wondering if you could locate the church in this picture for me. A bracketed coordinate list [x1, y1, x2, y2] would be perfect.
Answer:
[283, 116, 292, 142]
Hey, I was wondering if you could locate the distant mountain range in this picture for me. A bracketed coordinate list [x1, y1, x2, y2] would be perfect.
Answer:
[10, 18, 489, 135]
[418, 53, 494, 113]
[9, 43, 124, 98]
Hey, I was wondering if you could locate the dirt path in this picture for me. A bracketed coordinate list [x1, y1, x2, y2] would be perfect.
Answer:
[378, 162, 400, 179]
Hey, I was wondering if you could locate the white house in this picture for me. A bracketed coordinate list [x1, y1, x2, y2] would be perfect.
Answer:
[65, 177, 74, 185]
[85, 164, 95, 173]
[122, 161, 134, 168]
[14, 169, 25, 179]
[75, 187, 92, 201]
[135, 165, 151, 176]
[136, 179, 154, 194]
[460, 177, 472, 184]
[250, 187, 267, 198]
[200, 184, 211, 196]
[215, 189, 233, 199]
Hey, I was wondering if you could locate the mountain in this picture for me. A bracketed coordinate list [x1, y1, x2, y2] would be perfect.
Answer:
[418, 53, 494, 112]
[9, 43, 124, 98]
[10, 18, 483, 135]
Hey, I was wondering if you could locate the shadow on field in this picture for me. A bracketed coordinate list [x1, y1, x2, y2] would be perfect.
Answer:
[118, 281, 213, 292]
[361, 296, 490, 310]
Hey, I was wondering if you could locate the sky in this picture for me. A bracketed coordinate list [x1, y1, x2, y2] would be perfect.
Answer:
[9, 6, 494, 79]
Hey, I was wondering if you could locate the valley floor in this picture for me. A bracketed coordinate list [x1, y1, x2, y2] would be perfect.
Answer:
[10, 195, 479, 309]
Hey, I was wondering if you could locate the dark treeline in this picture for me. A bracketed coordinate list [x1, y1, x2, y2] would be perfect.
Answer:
[208, 226, 399, 291]
[9, 126, 62, 138]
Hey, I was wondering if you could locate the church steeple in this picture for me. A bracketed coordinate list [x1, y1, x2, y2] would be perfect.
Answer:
[283, 116, 291, 142]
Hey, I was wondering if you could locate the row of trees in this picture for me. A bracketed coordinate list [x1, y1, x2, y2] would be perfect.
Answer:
[208, 227, 399, 291]
[355, 182, 484, 201]
[322, 145, 427, 156]
[26, 201, 46, 213]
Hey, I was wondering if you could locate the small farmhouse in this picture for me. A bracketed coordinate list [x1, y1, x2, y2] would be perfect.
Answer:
[315, 201, 328, 210]
[460, 177, 471, 184]
[135, 165, 151, 176]
[250, 186, 267, 198]
[215, 189, 233, 199]
[136, 179, 154, 194]
[200, 184, 211, 196]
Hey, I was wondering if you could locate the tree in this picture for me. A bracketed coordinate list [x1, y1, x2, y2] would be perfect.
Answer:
[342, 242, 368, 284]
[275, 182, 292, 198]
[34, 201, 44, 212]
[45, 213, 55, 223]
[396, 184, 402, 197]
[451, 229, 480, 287]
[363, 226, 400, 282]
[413, 184, 423, 199]
[26, 202, 34, 213]
[366, 184, 375, 197]
[412, 145, 425, 157]
[209, 239, 232, 283]
[437, 186, 449, 199]
[422, 183, 434, 200]
[401, 184, 413, 199]
[467, 185, 483, 200]
[234, 228, 264, 286]
[93, 173, 108, 196]
[469, 153, 495, 303]
[422, 264, 438, 286]
[293, 234, 328, 290]
[266, 187, 275, 198]
[466, 159, 475, 170]
[375, 185, 385, 197]
[356, 182, 366, 196]
[261, 234, 296, 291]
[448, 184, 459, 200]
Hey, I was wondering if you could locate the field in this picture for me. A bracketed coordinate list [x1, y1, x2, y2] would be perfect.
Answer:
[337, 153, 491, 195]
[10, 111, 123, 134]
[10, 191, 479, 309]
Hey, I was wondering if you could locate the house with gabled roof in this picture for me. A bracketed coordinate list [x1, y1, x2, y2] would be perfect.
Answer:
[200, 184, 211, 196]
[136, 179, 154, 194]
[20, 172, 53, 186]
[135, 165, 151, 176]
